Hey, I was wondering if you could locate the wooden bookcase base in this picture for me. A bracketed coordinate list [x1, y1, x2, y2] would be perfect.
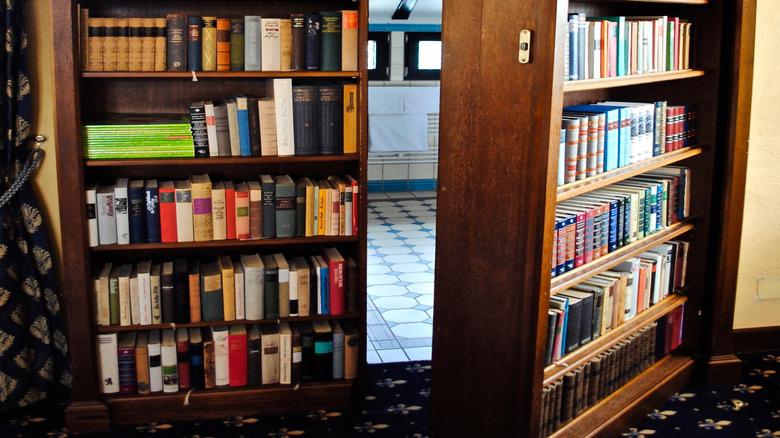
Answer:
[64, 401, 111, 433]
[551, 355, 694, 438]
[705, 354, 743, 384]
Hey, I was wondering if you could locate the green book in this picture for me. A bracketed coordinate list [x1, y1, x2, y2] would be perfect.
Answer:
[230, 18, 245, 71]
[319, 11, 341, 71]
[109, 266, 120, 325]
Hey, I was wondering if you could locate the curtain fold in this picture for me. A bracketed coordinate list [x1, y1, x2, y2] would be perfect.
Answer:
[0, 0, 71, 410]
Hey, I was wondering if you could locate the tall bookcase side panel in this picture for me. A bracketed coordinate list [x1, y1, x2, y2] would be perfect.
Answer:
[356, 0, 369, 380]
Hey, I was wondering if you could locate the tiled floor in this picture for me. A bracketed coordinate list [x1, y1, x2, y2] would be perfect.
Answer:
[366, 191, 436, 363]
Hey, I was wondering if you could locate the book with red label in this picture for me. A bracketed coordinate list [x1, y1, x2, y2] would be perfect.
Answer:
[345, 175, 359, 236]
[159, 181, 177, 243]
[322, 248, 345, 315]
[235, 182, 250, 240]
[228, 325, 247, 387]
[224, 181, 237, 240]
[176, 328, 191, 390]
[117, 332, 137, 395]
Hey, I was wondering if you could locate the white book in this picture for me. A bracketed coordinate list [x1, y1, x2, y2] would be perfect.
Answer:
[266, 79, 295, 156]
[129, 267, 140, 325]
[590, 22, 601, 80]
[226, 99, 241, 156]
[258, 98, 278, 156]
[86, 184, 99, 247]
[118, 264, 132, 326]
[260, 18, 281, 71]
[137, 261, 152, 325]
[174, 180, 193, 242]
[241, 253, 264, 320]
[147, 330, 163, 393]
[96, 185, 117, 245]
[288, 259, 298, 317]
[311, 256, 323, 314]
[211, 181, 227, 240]
[97, 333, 119, 394]
[204, 101, 220, 157]
[234, 261, 245, 320]
[93, 263, 112, 326]
[260, 326, 280, 384]
[274, 253, 290, 317]
[211, 326, 229, 386]
[245, 16, 262, 71]
[150, 264, 162, 324]
[344, 185, 353, 237]
[161, 329, 178, 393]
[278, 322, 292, 385]
[114, 178, 129, 245]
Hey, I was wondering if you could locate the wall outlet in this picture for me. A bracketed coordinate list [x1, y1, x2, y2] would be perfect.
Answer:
[757, 277, 780, 300]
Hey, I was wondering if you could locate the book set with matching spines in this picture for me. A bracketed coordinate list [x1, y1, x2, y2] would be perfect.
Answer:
[558, 102, 696, 186]
[564, 14, 692, 82]
[81, 10, 358, 73]
[552, 167, 690, 278]
[539, 312, 683, 437]
[91, 247, 357, 328]
[97, 319, 359, 396]
[85, 174, 358, 247]
[546, 240, 688, 365]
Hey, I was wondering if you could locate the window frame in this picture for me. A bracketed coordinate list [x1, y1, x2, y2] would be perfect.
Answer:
[404, 32, 442, 80]
[368, 31, 391, 81]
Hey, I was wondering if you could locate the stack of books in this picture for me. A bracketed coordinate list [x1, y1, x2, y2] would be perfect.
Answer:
[80, 10, 359, 72]
[86, 174, 359, 247]
[83, 116, 195, 159]
[97, 319, 359, 395]
[564, 14, 692, 82]
[558, 102, 696, 186]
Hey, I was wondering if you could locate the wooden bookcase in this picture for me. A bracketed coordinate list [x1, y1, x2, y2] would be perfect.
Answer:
[432, 0, 752, 437]
[50, 0, 368, 432]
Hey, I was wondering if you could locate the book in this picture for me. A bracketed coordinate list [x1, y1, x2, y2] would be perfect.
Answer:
[159, 329, 178, 393]
[153, 18, 166, 71]
[319, 85, 343, 154]
[274, 253, 290, 317]
[161, 261, 175, 323]
[224, 181, 237, 239]
[342, 320, 358, 379]
[137, 260, 153, 325]
[187, 16, 203, 71]
[274, 175, 296, 238]
[230, 19, 245, 71]
[245, 16, 262, 71]
[346, 257, 358, 313]
[202, 17, 218, 71]
[128, 180, 146, 243]
[235, 182, 251, 240]
[94, 263, 112, 325]
[214, 103, 231, 156]
[226, 99, 241, 156]
[261, 255, 279, 319]
[102, 18, 117, 72]
[127, 18, 143, 72]
[98, 333, 119, 394]
[145, 180, 160, 243]
[200, 261, 223, 321]
[189, 102, 209, 158]
[135, 331, 150, 394]
[117, 332, 137, 394]
[331, 320, 344, 379]
[261, 18, 282, 71]
[260, 325, 280, 384]
[341, 11, 358, 71]
[305, 14, 321, 70]
[174, 180, 194, 242]
[114, 178, 129, 245]
[280, 19, 293, 71]
[343, 84, 358, 153]
[216, 18, 231, 72]
[279, 322, 293, 384]
[191, 174, 213, 242]
[212, 181, 227, 240]
[258, 98, 279, 155]
[96, 185, 116, 245]
[202, 329, 216, 388]
[248, 180, 263, 239]
[159, 181, 177, 243]
[236, 96, 252, 156]
[267, 79, 295, 156]
[292, 325, 303, 383]
[166, 14, 187, 71]
[211, 326, 229, 386]
[141, 18, 156, 72]
[319, 12, 342, 71]
[323, 248, 345, 315]
[247, 97, 261, 156]
[234, 261, 245, 320]
[150, 264, 162, 324]
[187, 260, 201, 323]
[292, 85, 319, 155]
[189, 328, 204, 389]
[295, 256, 311, 316]
[247, 325, 261, 386]
[241, 254, 264, 320]
[87, 18, 104, 72]
[228, 325, 248, 387]
[176, 328, 191, 390]
[80, 7, 90, 69]
[86, 184, 98, 247]
[312, 320, 333, 380]
[219, 256, 236, 321]
[261, 175, 276, 238]
[117, 264, 132, 326]
[147, 330, 163, 393]
[291, 14, 307, 70]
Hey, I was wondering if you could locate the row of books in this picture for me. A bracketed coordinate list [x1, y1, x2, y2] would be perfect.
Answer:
[564, 14, 692, 82]
[553, 167, 690, 278]
[558, 102, 696, 185]
[97, 320, 358, 395]
[92, 248, 356, 327]
[546, 240, 689, 365]
[86, 174, 359, 247]
[83, 80, 358, 160]
[81, 11, 358, 72]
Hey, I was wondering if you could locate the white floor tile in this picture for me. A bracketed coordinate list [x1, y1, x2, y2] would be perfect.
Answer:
[379, 210, 412, 218]
[369, 201, 395, 207]
[378, 349, 410, 363]
[368, 232, 400, 240]
[367, 285, 409, 297]
[367, 274, 400, 285]
[372, 238, 405, 247]
[391, 322, 433, 339]
[405, 238, 436, 246]
[366, 255, 384, 265]
[419, 253, 435, 262]
[368, 264, 391, 275]
[367, 192, 389, 200]
[390, 224, 424, 231]
[412, 245, 436, 254]
[407, 282, 434, 294]
[390, 263, 428, 273]
[376, 246, 412, 255]
[382, 309, 429, 323]
[397, 231, 430, 239]
[413, 191, 437, 198]
[385, 191, 415, 199]
[399, 272, 435, 283]
[367, 350, 382, 364]
[417, 295, 434, 306]
[373, 296, 418, 310]
[382, 254, 421, 264]
[404, 347, 432, 361]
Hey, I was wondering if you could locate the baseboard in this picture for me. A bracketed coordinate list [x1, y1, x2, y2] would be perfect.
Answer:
[64, 400, 111, 433]
[705, 354, 743, 384]
[368, 179, 437, 193]
[734, 326, 780, 354]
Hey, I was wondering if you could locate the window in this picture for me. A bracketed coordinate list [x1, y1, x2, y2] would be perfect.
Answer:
[405, 32, 442, 80]
[368, 32, 390, 80]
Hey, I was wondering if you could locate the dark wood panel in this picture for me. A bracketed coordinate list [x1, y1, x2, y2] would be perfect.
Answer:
[97, 313, 359, 333]
[81, 0, 357, 17]
[83, 71, 360, 79]
[733, 326, 780, 354]
[90, 236, 359, 252]
[86, 154, 360, 167]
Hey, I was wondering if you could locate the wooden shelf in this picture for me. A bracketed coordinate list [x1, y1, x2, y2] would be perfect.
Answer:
[550, 355, 694, 438]
[557, 147, 702, 201]
[551, 221, 695, 294]
[563, 69, 706, 92]
[97, 313, 360, 333]
[104, 380, 354, 425]
[544, 295, 687, 384]
[85, 154, 360, 167]
[82, 71, 361, 79]
[90, 236, 359, 252]
[584, 0, 707, 4]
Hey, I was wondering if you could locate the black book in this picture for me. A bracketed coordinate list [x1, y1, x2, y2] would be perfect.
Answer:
[292, 85, 320, 155]
[260, 175, 276, 238]
[188, 328, 204, 389]
[247, 325, 261, 386]
[128, 180, 147, 243]
[189, 101, 209, 157]
[173, 258, 190, 323]
[308, 257, 319, 314]
[318, 85, 343, 154]
[291, 14, 306, 70]
[161, 261, 175, 323]
[166, 14, 187, 71]
[300, 323, 315, 381]
[545, 310, 557, 365]
[563, 295, 582, 354]
[559, 290, 594, 346]
[312, 320, 333, 380]
[247, 97, 261, 156]
[295, 179, 307, 237]
[145, 180, 161, 243]
[187, 16, 203, 71]
[261, 255, 279, 319]
[305, 14, 321, 70]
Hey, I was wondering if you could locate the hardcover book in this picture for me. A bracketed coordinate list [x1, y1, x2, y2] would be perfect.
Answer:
[187, 16, 203, 71]
[244, 16, 262, 71]
[98, 332, 119, 394]
[319, 12, 342, 71]
[292, 85, 319, 155]
[200, 260, 224, 321]
[201, 17, 218, 71]
[166, 14, 187, 71]
[230, 19, 245, 71]
[216, 18, 231, 71]
[261, 175, 276, 238]
[319, 85, 343, 154]
[261, 18, 281, 71]
[145, 180, 160, 243]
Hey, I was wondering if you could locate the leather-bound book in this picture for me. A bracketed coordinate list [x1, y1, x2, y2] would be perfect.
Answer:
[274, 175, 297, 238]
[247, 97, 261, 156]
[319, 12, 341, 71]
[291, 14, 306, 70]
[248, 181, 262, 239]
[161, 261, 175, 323]
[87, 17, 104, 71]
[134, 331, 150, 394]
[80, 7, 90, 69]
[305, 14, 321, 70]
[341, 10, 358, 71]
[561, 371, 576, 422]
[200, 260, 223, 321]
[173, 258, 190, 323]
[142, 18, 156, 72]
[187, 16, 203, 71]
[128, 180, 147, 243]
[176, 328, 190, 390]
[117, 332, 137, 394]
[292, 85, 319, 156]
[102, 18, 117, 71]
[235, 182, 251, 240]
[144, 180, 160, 243]
[230, 18, 245, 71]
[154, 18, 167, 71]
[247, 325, 261, 385]
[280, 19, 293, 70]
[166, 14, 187, 71]
[201, 17, 217, 71]
[261, 255, 279, 319]
[261, 175, 276, 238]
[202, 329, 216, 389]
[127, 18, 143, 72]
[188, 260, 201, 322]
[188, 328, 204, 389]
[318, 84, 343, 154]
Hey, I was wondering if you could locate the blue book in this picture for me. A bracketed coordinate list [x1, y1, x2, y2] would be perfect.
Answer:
[564, 105, 620, 171]
[550, 296, 570, 358]
[553, 219, 562, 276]
[568, 15, 579, 81]
[592, 104, 630, 167]
[563, 214, 576, 271]
[236, 97, 252, 156]
[145, 180, 161, 243]
[320, 260, 330, 315]
[187, 16, 203, 71]
[128, 180, 147, 244]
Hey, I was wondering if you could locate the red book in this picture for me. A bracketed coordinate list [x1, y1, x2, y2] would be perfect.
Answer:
[322, 248, 345, 315]
[228, 325, 247, 387]
[637, 264, 647, 313]
[117, 332, 137, 395]
[224, 181, 237, 240]
[159, 181, 178, 243]
[346, 175, 359, 236]
[176, 329, 191, 390]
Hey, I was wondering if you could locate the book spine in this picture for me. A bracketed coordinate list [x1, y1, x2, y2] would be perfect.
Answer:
[292, 85, 320, 155]
[98, 333, 119, 394]
[236, 190, 251, 240]
[237, 98, 251, 156]
[228, 334, 247, 387]
[201, 273, 224, 321]
[305, 14, 321, 70]
[141, 18, 155, 71]
[128, 186, 146, 243]
[87, 18, 104, 72]
[135, 344, 150, 394]
[189, 104, 209, 157]
[117, 345, 136, 394]
[265, 268, 279, 319]
[230, 19, 245, 71]
[262, 180, 276, 238]
[159, 187, 177, 242]
[280, 19, 293, 71]
[296, 184, 306, 237]
[216, 18, 231, 71]
[341, 10, 358, 71]
[276, 184, 296, 238]
[148, 340, 162, 392]
[127, 18, 143, 72]
[280, 331, 292, 384]
[319, 12, 341, 71]
[175, 187, 194, 242]
[213, 330, 229, 386]
[115, 185, 129, 245]
[343, 84, 357, 154]
[319, 85, 343, 154]
[166, 14, 187, 71]
[248, 97, 261, 156]
[161, 340, 179, 393]
[177, 339, 191, 390]
[291, 14, 306, 70]
[102, 18, 117, 72]
[145, 185, 160, 243]
[189, 342, 204, 389]
[261, 18, 281, 71]
[86, 188, 98, 247]
[154, 18, 167, 72]
[187, 16, 203, 71]
[244, 16, 262, 71]
[80, 8, 90, 70]
[191, 182, 213, 242]
[202, 17, 217, 71]
[212, 189, 227, 240]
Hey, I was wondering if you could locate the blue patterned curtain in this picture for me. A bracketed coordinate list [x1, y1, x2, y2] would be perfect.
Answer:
[0, 0, 71, 410]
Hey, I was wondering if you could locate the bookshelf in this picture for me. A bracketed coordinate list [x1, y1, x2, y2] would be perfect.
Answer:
[432, 0, 752, 437]
[51, 0, 368, 432]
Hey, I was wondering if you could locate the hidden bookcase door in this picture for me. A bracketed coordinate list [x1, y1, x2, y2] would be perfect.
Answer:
[432, 0, 752, 437]
[51, 0, 368, 432]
